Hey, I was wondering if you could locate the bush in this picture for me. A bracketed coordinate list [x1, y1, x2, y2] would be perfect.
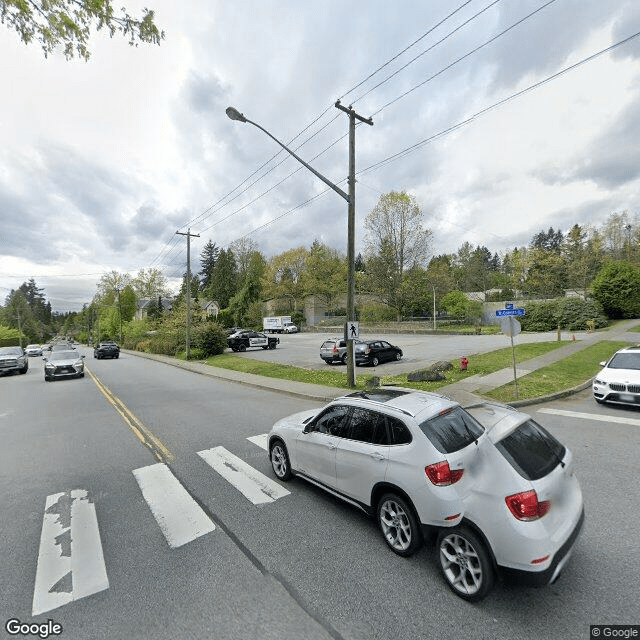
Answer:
[191, 322, 228, 357]
[360, 304, 397, 322]
[592, 261, 640, 318]
[519, 298, 609, 331]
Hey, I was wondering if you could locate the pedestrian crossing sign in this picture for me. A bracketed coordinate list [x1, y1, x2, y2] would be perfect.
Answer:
[345, 321, 359, 340]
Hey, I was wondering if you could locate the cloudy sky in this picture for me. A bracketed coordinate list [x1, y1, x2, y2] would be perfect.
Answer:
[1, 0, 639, 311]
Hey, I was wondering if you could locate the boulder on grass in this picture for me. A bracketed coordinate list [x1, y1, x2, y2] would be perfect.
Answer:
[407, 370, 445, 382]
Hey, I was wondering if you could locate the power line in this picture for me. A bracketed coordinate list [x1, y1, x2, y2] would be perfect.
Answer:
[351, 0, 503, 105]
[144, 1, 490, 267]
[370, 0, 557, 117]
[220, 30, 640, 248]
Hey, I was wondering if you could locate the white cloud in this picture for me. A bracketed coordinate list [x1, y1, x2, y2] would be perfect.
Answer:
[0, 0, 638, 310]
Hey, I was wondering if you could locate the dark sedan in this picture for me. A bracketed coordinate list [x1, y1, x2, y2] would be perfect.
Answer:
[44, 350, 85, 381]
[355, 340, 403, 366]
[94, 341, 120, 359]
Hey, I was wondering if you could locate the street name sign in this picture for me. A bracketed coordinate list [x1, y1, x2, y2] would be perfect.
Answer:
[496, 308, 525, 317]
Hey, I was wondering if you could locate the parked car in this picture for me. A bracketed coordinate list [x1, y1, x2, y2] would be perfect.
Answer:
[320, 338, 358, 365]
[355, 340, 403, 366]
[593, 345, 640, 405]
[267, 388, 584, 601]
[44, 350, 85, 381]
[25, 344, 43, 357]
[0, 346, 29, 375]
[94, 341, 120, 359]
[228, 330, 279, 352]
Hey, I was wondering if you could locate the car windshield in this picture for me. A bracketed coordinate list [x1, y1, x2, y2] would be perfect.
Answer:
[0, 347, 22, 355]
[50, 351, 79, 361]
[607, 353, 640, 370]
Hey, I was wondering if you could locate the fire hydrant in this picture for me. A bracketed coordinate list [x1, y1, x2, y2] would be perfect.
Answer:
[460, 356, 468, 372]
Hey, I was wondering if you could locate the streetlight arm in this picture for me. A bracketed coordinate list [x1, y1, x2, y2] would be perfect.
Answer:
[226, 107, 349, 202]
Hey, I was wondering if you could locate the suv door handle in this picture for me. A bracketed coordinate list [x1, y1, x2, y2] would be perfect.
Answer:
[325, 443, 337, 450]
[370, 452, 385, 460]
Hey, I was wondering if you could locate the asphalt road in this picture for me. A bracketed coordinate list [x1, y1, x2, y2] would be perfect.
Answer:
[1, 347, 638, 640]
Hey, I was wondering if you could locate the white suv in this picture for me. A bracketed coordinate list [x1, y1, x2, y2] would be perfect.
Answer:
[268, 387, 584, 601]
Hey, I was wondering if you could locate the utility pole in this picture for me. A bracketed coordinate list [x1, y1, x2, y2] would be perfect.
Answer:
[116, 287, 123, 343]
[176, 228, 200, 360]
[225, 103, 372, 387]
[335, 101, 373, 387]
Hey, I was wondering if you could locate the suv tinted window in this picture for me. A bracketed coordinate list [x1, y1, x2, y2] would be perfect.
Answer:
[313, 405, 350, 437]
[388, 417, 412, 445]
[347, 408, 389, 445]
[495, 419, 566, 481]
[419, 407, 484, 454]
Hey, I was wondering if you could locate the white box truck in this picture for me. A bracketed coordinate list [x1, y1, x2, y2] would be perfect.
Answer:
[262, 316, 298, 334]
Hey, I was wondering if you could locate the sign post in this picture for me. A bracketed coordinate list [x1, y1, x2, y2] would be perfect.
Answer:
[496, 307, 526, 400]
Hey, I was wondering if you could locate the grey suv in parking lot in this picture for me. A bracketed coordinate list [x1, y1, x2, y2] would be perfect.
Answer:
[320, 338, 350, 365]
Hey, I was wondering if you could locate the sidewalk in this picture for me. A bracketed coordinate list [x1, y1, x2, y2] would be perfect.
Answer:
[438, 319, 640, 406]
[125, 320, 640, 408]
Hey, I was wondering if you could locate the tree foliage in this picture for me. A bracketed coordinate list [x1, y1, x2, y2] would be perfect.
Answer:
[363, 191, 432, 319]
[591, 261, 640, 319]
[1, 0, 164, 60]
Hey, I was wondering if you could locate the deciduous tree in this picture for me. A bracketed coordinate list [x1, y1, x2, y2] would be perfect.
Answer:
[1, 0, 164, 60]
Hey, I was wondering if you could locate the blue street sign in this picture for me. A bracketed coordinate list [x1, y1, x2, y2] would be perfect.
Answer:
[496, 308, 525, 317]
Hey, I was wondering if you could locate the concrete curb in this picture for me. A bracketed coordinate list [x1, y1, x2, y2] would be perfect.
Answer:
[504, 377, 595, 408]
[122, 349, 344, 403]
[122, 348, 595, 407]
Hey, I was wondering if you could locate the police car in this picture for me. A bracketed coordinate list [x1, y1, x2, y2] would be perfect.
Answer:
[227, 330, 279, 352]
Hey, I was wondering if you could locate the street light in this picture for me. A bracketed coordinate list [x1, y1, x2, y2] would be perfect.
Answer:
[226, 104, 372, 388]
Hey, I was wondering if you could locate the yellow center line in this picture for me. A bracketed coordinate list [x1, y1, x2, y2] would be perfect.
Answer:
[86, 368, 175, 463]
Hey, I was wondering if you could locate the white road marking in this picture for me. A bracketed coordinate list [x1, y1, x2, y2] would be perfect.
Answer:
[198, 446, 290, 505]
[132, 463, 215, 549]
[538, 408, 640, 427]
[32, 490, 109, 615]
[247, 434, 268, 451]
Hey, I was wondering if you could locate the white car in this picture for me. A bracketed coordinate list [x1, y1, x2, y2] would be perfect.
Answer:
[25, 344, 43, 357]
[593, 346, 640, 406]
[268, 388, 584, 601]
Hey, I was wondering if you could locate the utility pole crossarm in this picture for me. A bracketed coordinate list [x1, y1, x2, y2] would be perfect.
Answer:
[334, 100, 374, 126]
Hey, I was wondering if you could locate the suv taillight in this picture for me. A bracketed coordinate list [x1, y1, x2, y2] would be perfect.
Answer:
[505, 490, 550, 521]
[425, 461, 463, 486]
[332, 345, 338, 353]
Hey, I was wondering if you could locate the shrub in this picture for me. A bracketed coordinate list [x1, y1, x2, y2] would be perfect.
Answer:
[592, 261, 640, 318]
[191, 322, 228, 357]
[519, 298, 608, 331]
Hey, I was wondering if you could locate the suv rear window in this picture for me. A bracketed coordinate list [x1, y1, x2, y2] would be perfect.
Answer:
[495, 419, 566, 481]
[419, 407, 484, 454]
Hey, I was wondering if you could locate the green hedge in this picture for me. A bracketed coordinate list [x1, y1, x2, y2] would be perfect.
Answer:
[519, 298, 609, 331]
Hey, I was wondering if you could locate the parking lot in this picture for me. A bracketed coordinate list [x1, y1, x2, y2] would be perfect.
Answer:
[230, 329, 578, 374]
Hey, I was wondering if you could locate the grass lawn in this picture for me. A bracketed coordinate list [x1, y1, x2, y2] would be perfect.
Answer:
[485, 340, 630, 403]
[204, 340, 572, 392]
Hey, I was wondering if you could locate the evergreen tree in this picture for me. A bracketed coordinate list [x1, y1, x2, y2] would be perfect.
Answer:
[199, 240, 220, 291]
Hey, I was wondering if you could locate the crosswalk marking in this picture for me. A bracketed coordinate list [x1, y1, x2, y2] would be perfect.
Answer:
[198, 446, 290, 505]
[538, 408, 640, 427]
[132, 463, 216, 549]
[246, 433, 268, 451]
[32, 490, 109, 616]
